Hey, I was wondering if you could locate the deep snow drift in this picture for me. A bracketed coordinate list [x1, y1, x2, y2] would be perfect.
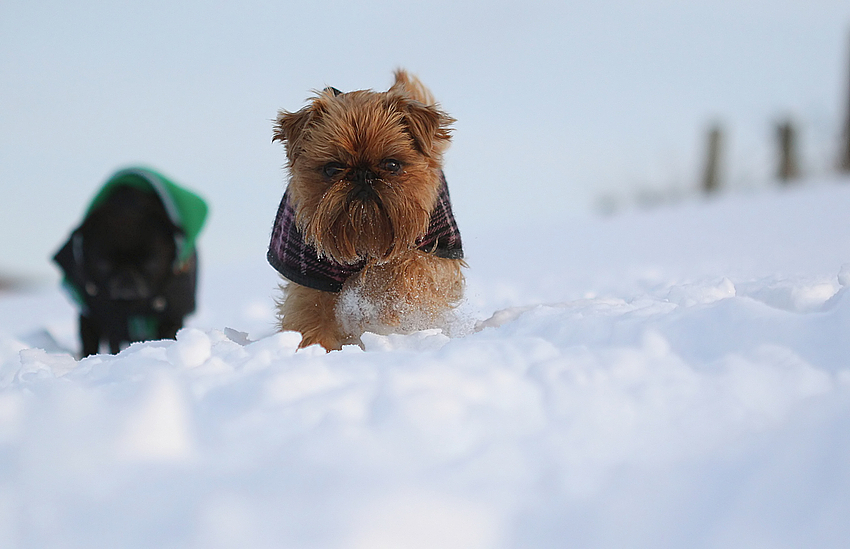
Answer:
[2, 180, 850, 548]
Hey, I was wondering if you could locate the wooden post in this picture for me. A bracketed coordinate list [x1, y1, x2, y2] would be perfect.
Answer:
[702, 124, 723, 194]
[841, 31, 850, 173]
[776, 120, 800, 183]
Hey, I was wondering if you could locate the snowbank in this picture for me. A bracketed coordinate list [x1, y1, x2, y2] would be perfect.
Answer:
[1, 182, 850, 548]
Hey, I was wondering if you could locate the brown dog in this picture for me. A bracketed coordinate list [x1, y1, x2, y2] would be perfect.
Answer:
[267, 70, 465, 350]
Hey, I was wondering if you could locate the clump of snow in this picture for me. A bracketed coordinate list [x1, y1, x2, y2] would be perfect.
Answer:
[336, 280, 474, 342]
[1, 181, 850, 548]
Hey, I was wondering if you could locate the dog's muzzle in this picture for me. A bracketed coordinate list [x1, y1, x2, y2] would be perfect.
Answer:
[107, 268, 153, 301]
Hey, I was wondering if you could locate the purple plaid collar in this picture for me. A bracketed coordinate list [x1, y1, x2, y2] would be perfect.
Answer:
[267, 172, 463, 293]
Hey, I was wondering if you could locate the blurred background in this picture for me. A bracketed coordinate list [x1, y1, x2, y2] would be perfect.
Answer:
[2, 0, 850, 283]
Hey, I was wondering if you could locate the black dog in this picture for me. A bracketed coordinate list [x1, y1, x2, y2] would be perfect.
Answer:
[54, 170, 205, 357]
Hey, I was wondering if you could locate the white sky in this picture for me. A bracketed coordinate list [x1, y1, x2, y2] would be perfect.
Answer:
[2, 0, 850, 278]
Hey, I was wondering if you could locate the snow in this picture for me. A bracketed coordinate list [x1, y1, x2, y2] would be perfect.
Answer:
[2, 181, 850, 548]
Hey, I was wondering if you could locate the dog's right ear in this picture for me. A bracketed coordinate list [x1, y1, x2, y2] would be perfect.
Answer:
[273, 106, 315, 162]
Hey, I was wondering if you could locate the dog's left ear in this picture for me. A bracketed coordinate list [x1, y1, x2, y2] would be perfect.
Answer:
[273, 105, 315, 162]
[399, 99, 455, 158]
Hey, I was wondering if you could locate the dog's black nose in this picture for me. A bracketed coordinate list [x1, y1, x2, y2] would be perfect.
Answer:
[351, 168, 378, 198]
[352, 167, 377, 186]
[348, 168, 379, 202]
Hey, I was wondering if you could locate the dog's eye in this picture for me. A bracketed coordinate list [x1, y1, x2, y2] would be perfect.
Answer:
[380, 159, 402, 174]
[322, 162, 346, 179]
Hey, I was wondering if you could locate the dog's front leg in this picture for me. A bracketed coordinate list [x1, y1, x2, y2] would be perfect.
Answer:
[79, 314, 101, 357]
[276, 282, 349, 351]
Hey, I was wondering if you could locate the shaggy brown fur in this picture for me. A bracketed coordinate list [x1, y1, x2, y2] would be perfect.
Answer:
[273, 70, 465, 351]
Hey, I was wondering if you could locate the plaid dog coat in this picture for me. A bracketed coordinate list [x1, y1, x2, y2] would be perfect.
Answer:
[267, 172, 463, 293]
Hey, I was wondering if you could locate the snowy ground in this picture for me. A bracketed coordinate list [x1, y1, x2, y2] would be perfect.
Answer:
[2, 179, 850, 548]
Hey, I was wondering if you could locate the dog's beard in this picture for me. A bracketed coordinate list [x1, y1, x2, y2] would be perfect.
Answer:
[298, 181, 432, 265]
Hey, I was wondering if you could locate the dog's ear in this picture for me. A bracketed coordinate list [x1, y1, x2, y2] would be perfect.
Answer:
[274, 89, 343, 161]
[388, 70, 453, 156]
[390, 69, 435, 105]
[273, 105, 316, 162]
[398, 99, 455, 158]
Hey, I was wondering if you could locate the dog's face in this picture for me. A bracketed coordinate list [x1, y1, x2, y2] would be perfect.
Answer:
[273, 75, 454, 265]
[80, 185, 177, 302]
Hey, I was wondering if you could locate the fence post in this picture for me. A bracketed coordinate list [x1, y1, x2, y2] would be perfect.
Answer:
[776, 120, 801, 183]
[702, 124, 723, 194]
[841, 31, 850, 173]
